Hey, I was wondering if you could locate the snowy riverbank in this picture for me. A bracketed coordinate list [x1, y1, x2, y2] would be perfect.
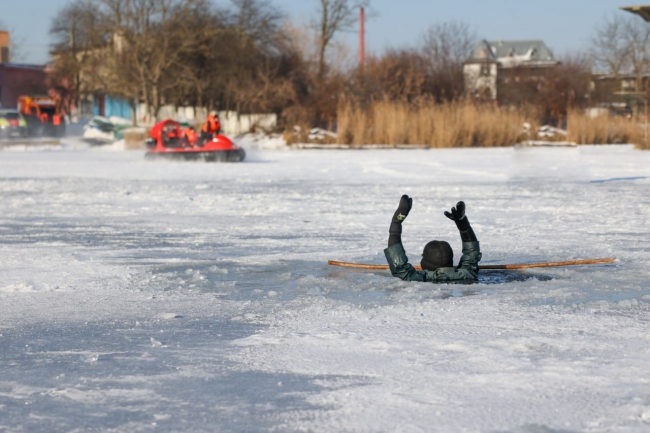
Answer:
[1, 145, 649, 431]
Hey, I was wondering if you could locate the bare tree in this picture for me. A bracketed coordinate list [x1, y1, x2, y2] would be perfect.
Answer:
[171, 7, 229, 110]
[313, 0, 369, 80]
[621, 17, 650, 92]
[50, 1, 108, 113]
[225, 0, 290, 113]
[422, 21, 476, 69]
[421, 21, 476, 101]
[350, 48, 428, 103]
[231, 0, 284, 53]
[538, 53, 593, 123]
[169, 0, 294, 115]
[50, 0, 302, 124]
[108, 0, 210, 120]
[591, 14, 629, 81]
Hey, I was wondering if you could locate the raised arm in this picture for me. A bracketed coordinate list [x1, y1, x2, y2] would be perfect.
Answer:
[444, 201, 478, 243]
[388, 194, 413, 247]
[384, 195, 426, 282]
[444, 201, 481, 276]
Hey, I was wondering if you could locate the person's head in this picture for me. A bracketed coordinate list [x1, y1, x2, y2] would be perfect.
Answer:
[420, 240, 453, 271]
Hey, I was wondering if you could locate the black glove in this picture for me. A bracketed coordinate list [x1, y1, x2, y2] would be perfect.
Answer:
[444, 201, 469, 230]
[388, 195, 412, 247]
[445, 201, 477, 242]
[392, 195, 413, 224]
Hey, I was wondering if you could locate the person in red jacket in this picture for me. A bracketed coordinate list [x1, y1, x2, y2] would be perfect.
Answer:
[200, 113, 221, 144]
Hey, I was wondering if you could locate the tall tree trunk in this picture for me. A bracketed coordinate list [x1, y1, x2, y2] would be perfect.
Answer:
[318, 0, 329, 80]
[152, 84, 160, 122]
[319, 41, 327, 80]
[142, 84, 151, 124]
[130, 99, 137, 126]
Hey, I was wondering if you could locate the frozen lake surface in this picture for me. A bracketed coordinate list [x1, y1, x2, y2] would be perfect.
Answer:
[1, 143, 649, 432]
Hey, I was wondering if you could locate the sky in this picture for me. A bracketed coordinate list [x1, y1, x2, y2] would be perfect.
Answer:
[0, 0, 645, 65]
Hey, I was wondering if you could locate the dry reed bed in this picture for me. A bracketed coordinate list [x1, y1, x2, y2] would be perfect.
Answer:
[334, 100, 648, 148]
[337, 99, 534, 147]
[567, 110, 645, 147]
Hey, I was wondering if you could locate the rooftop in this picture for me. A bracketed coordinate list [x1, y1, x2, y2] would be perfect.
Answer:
[621, 5, 650, 21]
[0, 63, 46, 71]
[468, 39, 557, 68]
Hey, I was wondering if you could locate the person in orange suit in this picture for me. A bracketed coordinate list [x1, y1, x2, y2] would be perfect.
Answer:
[182, 126, 198, 147]
[200, 113, 221, 144]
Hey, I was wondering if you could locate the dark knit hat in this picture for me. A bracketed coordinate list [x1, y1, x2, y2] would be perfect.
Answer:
[420, 240, 453, 271]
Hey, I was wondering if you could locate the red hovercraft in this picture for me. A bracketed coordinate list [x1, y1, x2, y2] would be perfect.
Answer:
[145, 119, 245, 162]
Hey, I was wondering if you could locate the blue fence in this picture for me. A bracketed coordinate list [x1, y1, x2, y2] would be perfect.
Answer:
[93, 95, 132, 120]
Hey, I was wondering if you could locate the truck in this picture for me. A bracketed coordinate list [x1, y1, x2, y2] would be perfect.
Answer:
[17, 95, 66, 137]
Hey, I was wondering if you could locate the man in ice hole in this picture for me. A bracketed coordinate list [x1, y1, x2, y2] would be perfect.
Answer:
[384, 195, 482, 282]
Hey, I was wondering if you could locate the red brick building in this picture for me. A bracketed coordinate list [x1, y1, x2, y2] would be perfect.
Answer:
[0, 30, 49, 109]
[0, 63, 49, 108]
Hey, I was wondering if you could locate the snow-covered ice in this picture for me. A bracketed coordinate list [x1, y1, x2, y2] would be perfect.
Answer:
[1, 142, 649, 432]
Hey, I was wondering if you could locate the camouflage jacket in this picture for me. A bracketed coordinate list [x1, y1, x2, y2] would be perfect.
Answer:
[384, 241, 482, 283]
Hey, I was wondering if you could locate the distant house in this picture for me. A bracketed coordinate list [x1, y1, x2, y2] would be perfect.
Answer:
[464, 40, 559, 103]
[51, 33, 135, 121]
[587, 71, 650, 117]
